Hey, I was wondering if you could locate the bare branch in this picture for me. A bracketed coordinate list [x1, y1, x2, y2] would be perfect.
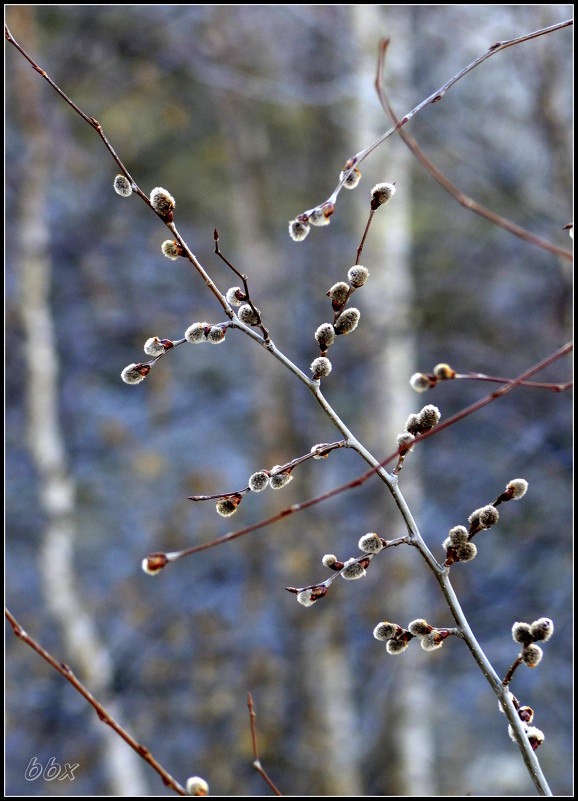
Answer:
[7, 15, 570, 797]
[291, 17, 573, 259]
[374, 38, 573, 262]
[247, 694, 283, 796]
[5, 608, 189, 796]
[142, 341, 571, 567]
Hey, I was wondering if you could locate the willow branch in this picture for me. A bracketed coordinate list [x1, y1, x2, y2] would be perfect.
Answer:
[5, 608, 188, 796]
[453, 374, 571, 392]
[294, 16, 573, 259]
[143, 341, 572, 566]
[374, 37, 572, 263]
[4, 23, 234, 316]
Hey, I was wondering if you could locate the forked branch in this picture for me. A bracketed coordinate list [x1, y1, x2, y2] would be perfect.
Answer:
[289, 18, 573, 263]
[374, 37, 573, 262]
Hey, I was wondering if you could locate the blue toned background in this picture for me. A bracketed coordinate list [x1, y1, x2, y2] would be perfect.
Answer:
[5, 6, 573, 796]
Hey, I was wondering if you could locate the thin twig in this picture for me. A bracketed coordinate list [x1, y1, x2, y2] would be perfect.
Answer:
[355, 209, 375, 265]
[143, 342, 572, 565]
[454, 374, 572, 392]
[188, 441, 347, 502]
[247, 693, 283, 796]
[5, 608, 188, 796]
[374, 38, 573, 263]
[214, 229, 271, 342]
[4, 23, 233, 317]
[294, 17, 573, 266]
[503, 657, 524, 687]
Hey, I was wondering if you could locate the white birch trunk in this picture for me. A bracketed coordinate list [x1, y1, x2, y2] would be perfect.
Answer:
[350, 6, 438, 795]
[12, 8, 148, 795]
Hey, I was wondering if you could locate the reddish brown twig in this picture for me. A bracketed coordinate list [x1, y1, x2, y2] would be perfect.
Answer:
[247, 693, 283, 796]
[188, 441, 347, 503]
[355, 208, 375, 265]
[4, 23, 233, 317]
[142, 342, 572, 569]
[415, 369, 572, 393]
[503, 656, 524, 687]
[5, 608, 188, 796]
[214, 230, 271, 343]
[454, 373, 572, 392]
[374, 37, 573, 263]
[293, 17, 573, 254]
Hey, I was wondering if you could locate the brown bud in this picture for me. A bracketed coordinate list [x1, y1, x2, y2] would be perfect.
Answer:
[142, 553, 168, 575]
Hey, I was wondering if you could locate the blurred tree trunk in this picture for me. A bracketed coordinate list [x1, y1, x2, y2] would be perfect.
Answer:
[12, 7, 148, 796]
[219, 82, 364, 795]
[350, 6, 438, 795]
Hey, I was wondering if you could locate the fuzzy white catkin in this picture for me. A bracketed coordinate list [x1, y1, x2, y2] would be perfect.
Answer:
[409, 373, 431, 393]
[144, 337, 166, 357]
[358, 533, 383, 553]
[248, 471, 270, 492]
[186, 776, 209, 796]
[289, 219, 310, 241]
[340, 557, 366, 580]
[150, 186, 175, 215]
[297, 589, 317, 607]
[185, 323, 207, 344]
[113, 174, 132, 197]
[121, 363, 148, 384]
[507, 478, 529, 499]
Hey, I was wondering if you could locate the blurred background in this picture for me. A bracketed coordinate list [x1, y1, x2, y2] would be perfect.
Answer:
[5, 5, 573, 796]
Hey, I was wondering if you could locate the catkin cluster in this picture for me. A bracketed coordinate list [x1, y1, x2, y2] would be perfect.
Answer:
[511, 617, 554, 670]
[393, 404, 442, 473]
[288, 202, 334, 242]
[373, 618, 452, 654]
[215, 466, 293, 519]
[287, 179, 395, 382]
[287, 176, 396, 242]
[500, 618, 554, 751]
[443, 479, 528, 566]
[185, 322, 228, 345]
[310, 264, 372, 380]
[288, 532, 388, 608]
[321, 533, 384, 581]
[121, 320, 230, 385]
[409, 362, 456, 393]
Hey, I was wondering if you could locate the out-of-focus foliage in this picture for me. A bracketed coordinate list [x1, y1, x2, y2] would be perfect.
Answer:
[5, 5, 573, 796]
